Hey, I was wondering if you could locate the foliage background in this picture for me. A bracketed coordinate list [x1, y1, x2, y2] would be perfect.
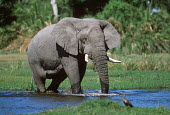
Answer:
[0, 0, 170, 54]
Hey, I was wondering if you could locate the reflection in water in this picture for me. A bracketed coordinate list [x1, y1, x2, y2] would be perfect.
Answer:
[0, 89, 170, 115]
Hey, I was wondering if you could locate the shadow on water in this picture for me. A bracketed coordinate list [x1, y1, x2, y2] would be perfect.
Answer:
[0, 89, 170, 115]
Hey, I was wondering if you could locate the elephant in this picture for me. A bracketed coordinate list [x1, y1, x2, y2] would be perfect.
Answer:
[27, 17, 121, 94]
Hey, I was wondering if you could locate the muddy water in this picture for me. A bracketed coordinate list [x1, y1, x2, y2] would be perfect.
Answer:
[0, 89, 170, 115]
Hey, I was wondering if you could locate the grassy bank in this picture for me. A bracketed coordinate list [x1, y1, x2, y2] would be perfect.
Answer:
[0, 53, 170, 91]
[32, 99, 170, 115]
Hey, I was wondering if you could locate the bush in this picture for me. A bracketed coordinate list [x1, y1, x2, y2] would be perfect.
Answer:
[96, 0, 170, 54]
[0, 0, 72, 49]
[1, 0, 170, 54]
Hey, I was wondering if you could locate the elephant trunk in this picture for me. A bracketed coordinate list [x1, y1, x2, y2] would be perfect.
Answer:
[92, 42, 109, 93]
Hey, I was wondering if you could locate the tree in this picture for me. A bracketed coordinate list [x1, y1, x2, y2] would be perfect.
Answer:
[50, 0, 58, 19]
[0, 0, 17, 26]
[69, 0, 109, 17]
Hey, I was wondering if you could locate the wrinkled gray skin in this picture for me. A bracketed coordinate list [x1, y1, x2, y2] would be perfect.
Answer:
[27, 17, 121, 94]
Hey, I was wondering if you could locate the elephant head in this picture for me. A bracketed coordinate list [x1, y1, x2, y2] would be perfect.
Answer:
[51, 17, 121, 93]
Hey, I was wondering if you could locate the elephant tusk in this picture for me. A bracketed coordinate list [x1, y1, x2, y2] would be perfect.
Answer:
[108, 57, 121, 63]
[85, 54, 121, 63]
[85, 54, 89, 62]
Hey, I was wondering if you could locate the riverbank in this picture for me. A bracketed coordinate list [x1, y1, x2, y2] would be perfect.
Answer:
[33, 99, 170, 115]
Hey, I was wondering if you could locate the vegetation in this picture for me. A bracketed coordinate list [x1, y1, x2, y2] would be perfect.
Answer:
[0, 0, 170, 54]
[0, 0, 71, 49]
[0, 53, 169, 91]
[95, 0, 170, 54]
[32, 99, 170, 115]
[107, 53, 170, 71]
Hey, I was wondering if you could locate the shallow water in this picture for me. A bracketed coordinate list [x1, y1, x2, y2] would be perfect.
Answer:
[0, 89, 170, 115]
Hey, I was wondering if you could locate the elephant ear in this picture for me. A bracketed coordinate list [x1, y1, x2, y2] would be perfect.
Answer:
[99, 20, 121, 49]
[51, 22, 78, 55]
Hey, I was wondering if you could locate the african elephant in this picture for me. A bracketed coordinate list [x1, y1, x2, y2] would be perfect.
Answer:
[27, 17, 121, 94]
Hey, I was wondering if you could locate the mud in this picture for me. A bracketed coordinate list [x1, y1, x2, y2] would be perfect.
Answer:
[0, 89, 170, 115]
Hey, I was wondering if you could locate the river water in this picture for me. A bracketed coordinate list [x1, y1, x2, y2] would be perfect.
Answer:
[0, 89, 170, 115]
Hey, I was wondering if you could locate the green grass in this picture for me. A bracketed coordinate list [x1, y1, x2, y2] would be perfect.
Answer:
[31, 99, 170, 115]
[0, 53, 170, 91]
[1, 68, 170, 91]
[81, 69, 170, 90]
[107, 53, 170, 71]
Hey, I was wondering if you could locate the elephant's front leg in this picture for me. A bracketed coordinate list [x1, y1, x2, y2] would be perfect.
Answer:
[62, 57, 81, 94]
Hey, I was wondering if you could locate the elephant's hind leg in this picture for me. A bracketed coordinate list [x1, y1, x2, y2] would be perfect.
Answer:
[30, 63, 46, 93]
[79, 62, 87, 83]
[47, 69, 67, 93]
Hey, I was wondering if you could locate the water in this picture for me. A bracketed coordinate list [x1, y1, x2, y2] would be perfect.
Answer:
[110, 89, 170, 108]
[0, 89, 170, 115]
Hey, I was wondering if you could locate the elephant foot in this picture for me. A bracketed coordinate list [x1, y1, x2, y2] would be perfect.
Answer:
[46, 89, 59, 93]
[60, 89, 84, 95]
[101, 88, 109, 94]
[34, 87, 46, 93]
[34, 90, 46, 94]
[46, 87, 59, 93]
[71, 89, 84, 94]
[60, 89, 72, 95]
[71, 83, 82, 94]
[35, 88, 59, 94]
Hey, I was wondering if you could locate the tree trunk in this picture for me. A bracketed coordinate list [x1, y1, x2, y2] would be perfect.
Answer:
[50, 0, 58, 19]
